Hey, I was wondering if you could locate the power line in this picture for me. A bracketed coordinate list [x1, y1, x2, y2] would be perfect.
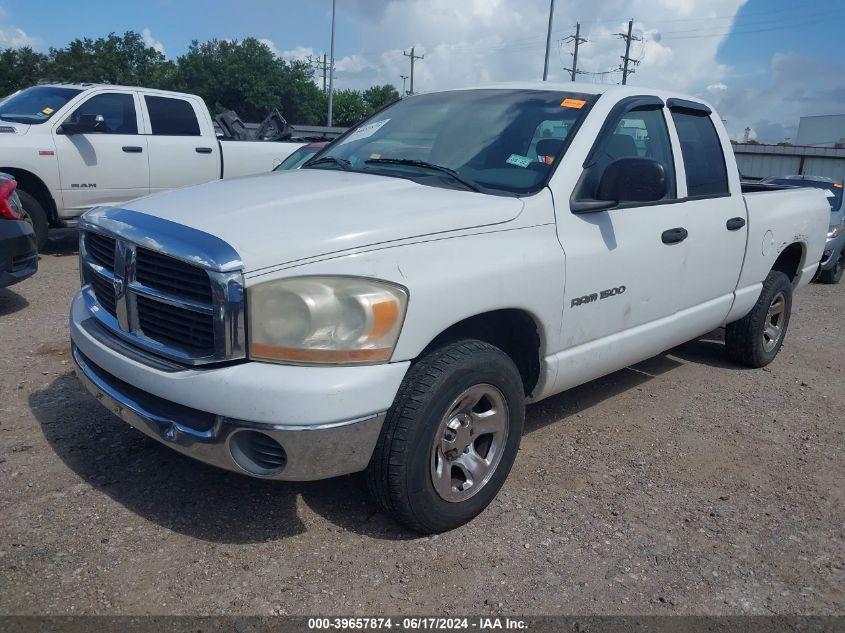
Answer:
[585, 0, 841, 25]
[403, 47, 425, 95]
[562, 23, 588, 82]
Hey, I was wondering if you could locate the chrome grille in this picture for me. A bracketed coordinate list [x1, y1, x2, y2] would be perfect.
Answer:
[88, 270, 117, 316]
[77, 210, 245, 366]
[136, 294, 215, 353]
[85, 232, 116, 270]
[136, 248, 213, 304]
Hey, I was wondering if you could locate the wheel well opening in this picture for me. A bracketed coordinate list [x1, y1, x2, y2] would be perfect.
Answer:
[0, 168, 56, 223]
[771, 243, 804, 284]
[424, 309, 541, 396]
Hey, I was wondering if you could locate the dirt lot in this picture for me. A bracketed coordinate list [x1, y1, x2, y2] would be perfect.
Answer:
[0, 232, 843, 616]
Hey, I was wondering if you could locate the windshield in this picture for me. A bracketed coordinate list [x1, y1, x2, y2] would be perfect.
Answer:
[275, 145, 322, 171]
[305, 89, 595, 195]
[0, 86, 83, 124]
[765, 178, 843, 212]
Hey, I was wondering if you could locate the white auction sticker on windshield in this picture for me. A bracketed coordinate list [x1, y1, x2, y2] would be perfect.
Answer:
[340, 118, 390, 144]
[506, 154, 531, 169]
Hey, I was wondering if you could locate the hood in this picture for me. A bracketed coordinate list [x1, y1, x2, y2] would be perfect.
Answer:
[124, 169, 524, 272]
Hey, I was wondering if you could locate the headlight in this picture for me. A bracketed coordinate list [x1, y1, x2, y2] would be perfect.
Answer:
[248, 276, 408, 365]
[828, 224, 844, 239]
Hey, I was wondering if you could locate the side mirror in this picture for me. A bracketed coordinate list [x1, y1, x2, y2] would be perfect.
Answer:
[60, 114, 106, 135]
[598, 157, 667, 204]
[571, 157, 668, 213]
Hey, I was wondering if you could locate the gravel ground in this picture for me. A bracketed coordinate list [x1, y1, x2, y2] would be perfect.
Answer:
[0, 230, 843, 616]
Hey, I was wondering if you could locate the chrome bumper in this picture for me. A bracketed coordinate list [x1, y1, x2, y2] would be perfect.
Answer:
[71, 345, 386, 481]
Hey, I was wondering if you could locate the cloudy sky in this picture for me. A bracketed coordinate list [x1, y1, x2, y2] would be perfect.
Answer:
[1, 0, 843, 143]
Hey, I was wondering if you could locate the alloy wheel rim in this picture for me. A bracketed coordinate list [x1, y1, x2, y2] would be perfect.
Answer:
[762, 291, 786, 352]
[430, 383, 509, 503]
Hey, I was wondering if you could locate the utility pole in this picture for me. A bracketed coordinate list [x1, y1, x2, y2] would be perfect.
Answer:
[616, 19, 641, 85]
[327, 0, 336, 126]
[400, 74, 409, 96]
[306, 54, 329, 93]
[403, 47, 424, 95]
[542, 0, 555, 81]
[563, 23, 587, 82]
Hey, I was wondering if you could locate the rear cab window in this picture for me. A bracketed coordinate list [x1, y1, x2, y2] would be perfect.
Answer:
[144, 95, 201, 136]
[670, 106, 730, 198]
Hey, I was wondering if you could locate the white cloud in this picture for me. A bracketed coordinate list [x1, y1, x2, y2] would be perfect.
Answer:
[141, 27, 165, 56]
[705, 51, 845, 143]
[335, 53, 371, 73]
[0, 25, 39, 49]
[278, 44, 313, 61]
[324, 0, 748, 98]
[707, 82, 728, 93]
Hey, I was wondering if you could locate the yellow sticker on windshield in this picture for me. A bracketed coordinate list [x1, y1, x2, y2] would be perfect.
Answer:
[369, 153, 381, 159]
[42, 107, 54, 114]
[561, 98, 586, 109]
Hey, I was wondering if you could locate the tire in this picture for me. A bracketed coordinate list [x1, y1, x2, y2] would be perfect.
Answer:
[16, 190, 49, 252]
[819, 249, 844, 285]
[725, 270, 793, 368]
[367, 339, 525, 533]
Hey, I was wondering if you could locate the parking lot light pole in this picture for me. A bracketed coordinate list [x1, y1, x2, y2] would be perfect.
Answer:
[327, 0, 336, 126]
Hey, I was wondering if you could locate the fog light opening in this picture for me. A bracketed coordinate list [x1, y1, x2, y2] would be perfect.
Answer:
[229, 430, 287, 477]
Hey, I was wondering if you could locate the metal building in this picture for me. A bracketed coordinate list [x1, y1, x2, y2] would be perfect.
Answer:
[733, 143, 845, 183]
[796, 114, 845, 148]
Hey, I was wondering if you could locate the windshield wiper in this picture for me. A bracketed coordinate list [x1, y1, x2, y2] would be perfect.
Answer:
[364, 158, 480, 192]
[305, 156, 352, 171]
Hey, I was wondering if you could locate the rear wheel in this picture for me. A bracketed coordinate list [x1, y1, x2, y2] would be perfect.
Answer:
[366, 339, 525, 533]
[819, 249, 844, 284]
[16, 190, 49, 251]
[725, 270, 793, 368]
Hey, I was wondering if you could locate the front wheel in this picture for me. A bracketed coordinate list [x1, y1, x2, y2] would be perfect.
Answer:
[16, 190, 49, 252]
[367, 339, 525, 533]
[819, 249, 844, 285]
[725, 270, 793, 368]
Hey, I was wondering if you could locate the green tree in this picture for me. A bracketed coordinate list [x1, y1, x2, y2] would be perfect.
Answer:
[47, 31, 175, 87]
[332, 89, 371, 127]
[363, 84, 400, 111]
[0, 47, 49, 96]
[172, 38, 324, 124]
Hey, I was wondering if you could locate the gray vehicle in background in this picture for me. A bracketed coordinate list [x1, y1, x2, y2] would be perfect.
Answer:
[763, 175, 845, 284]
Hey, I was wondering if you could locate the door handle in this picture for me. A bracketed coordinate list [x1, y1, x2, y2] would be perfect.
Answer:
[726, 217, 746, 231]
[661, 227, 688, 244]
[122, 146, 143, 153]
[195, 147, 213, 154]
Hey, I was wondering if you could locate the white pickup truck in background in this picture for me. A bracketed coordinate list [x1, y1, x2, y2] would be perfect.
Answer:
[0, 84, 307, 248]
[68, 83, 829, 533]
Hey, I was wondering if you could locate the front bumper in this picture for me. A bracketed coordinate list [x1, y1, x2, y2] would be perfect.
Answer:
[0, 219, 37, 288]
[819, 231, 845, 270]
[69, 291, 409, 480]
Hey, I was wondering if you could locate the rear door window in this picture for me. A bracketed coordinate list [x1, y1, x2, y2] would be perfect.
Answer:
[671, 110, 729, 197]
[145, 96, 201, 136]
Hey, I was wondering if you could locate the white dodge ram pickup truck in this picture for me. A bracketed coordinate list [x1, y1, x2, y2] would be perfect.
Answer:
[68, 83, 829, 533]
[0, 84, 305, 248]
